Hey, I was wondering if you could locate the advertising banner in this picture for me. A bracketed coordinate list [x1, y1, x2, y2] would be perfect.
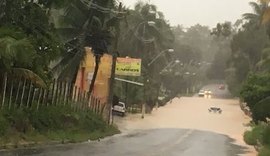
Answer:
[115, 57, 141, 76]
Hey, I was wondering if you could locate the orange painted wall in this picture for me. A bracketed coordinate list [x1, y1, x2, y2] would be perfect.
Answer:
[74, 47, 112, 104]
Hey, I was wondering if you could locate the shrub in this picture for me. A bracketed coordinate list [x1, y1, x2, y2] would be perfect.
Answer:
[7, 109, 31, 133]
[0, 113, 9, 136]
[0, 105, 117, 145]
[29, 106, 78, 131]
[262, 125, 270, 145]
[244, 131, 257, 145]
[252, 97, 270, 122]
[259, 146, 270, 156]
[80, 112, 107, 132]
[240, 73, 270, 113]
[29, 109, 51, 131]
[244, 123, 266, 145]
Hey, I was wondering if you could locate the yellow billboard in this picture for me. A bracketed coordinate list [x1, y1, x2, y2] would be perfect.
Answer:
[115, 57, 141, 76]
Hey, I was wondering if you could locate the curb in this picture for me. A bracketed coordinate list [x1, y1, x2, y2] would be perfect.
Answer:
[0, 130, 120, 152]
[0, 139, 82, 152]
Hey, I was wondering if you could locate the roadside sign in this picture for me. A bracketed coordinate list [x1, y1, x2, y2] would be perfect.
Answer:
[115, 57, 141, 76]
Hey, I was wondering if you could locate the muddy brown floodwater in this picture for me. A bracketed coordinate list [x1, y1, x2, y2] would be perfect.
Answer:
[115, 96, 256, 156]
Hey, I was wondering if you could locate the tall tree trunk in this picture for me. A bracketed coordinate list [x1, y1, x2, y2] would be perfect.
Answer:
[89, 55, 101, 94]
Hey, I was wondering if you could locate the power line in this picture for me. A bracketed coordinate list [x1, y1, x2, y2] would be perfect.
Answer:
[80, 0, 127, 15]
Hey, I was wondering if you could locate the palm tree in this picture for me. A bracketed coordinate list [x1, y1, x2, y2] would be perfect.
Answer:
[257, 48, 270, 71]
[243, 2, 266, 24]
[243, 1, 270, 26]
[53, 0, 124, 94]
[119, 2, 174, 68]
[0, 28, 46, 83]
[0, 29, 46, 105]
[117, 2, 174, 110]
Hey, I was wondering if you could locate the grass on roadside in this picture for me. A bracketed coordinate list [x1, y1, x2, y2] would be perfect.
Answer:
[0, 105, 120, 149]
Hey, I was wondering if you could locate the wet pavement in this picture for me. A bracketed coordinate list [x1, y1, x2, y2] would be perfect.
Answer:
[0, 129, 251, 156]
[0, 84, 256, 156]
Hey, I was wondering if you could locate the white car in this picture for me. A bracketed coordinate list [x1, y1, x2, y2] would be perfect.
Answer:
[198, 90, 205, 97]
[204, 90, 212, 95]
[112, 102, 126, 117]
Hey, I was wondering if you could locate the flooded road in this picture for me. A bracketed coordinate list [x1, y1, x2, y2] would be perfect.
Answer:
[0, 129, 252, 156]
[0, 85, 256, 156]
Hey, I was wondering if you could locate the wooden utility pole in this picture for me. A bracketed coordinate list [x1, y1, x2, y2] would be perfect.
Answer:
[107, 53, 117, 124]
[106, 3, 124, 124]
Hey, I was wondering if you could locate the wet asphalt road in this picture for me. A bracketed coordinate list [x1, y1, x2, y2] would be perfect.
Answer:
[0, 84, 255, 156]
[0, 129, 249, 156]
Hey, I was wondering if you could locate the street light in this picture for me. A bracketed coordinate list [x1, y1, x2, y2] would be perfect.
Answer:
[147, 21, 156, 26]
[159, 59, 180, 74]
[148, 49, 174, 66]
[185, 72, 190, 75]
[134, 20, 157, 120]
[134, 21, 156, 43]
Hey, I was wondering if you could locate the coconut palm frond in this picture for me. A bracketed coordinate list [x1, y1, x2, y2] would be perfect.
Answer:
[257, 48, 270, 70]
[0, 36, 36, 69]
[243, 13, 259, 20]
[10, 68, 47, 88]
[262, 47, 270, 56]
[53, 38, 85, 81]
[0, 36, 17, 60]
[56, 55, 83, 81]
[91, 16, 103, 29]
[250, 2, 263, 15]
[62, 2, 88, 27]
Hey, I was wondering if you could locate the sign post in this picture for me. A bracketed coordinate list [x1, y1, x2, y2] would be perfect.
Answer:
[108, 57, 143, 123]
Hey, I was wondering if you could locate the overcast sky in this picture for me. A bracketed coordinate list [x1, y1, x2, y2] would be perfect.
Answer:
[121, 0, 253, 28]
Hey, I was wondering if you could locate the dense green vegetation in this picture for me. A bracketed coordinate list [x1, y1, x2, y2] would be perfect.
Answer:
[0, 105, 118, 148]
[0, 0, 122, 147]
[222, 1, 270, 154]
[244, 122, 270, 156]
[240, 73, 270, 122]
[0, 0, 64, 81]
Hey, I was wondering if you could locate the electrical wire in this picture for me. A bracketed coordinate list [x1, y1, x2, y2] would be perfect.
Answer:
[80, 0, 127, 15]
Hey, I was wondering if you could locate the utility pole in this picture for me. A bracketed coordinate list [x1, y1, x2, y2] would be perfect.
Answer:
[107, 3, 123, 124]
[125, 80, 128, 107]
[107, 53, 117, 124]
